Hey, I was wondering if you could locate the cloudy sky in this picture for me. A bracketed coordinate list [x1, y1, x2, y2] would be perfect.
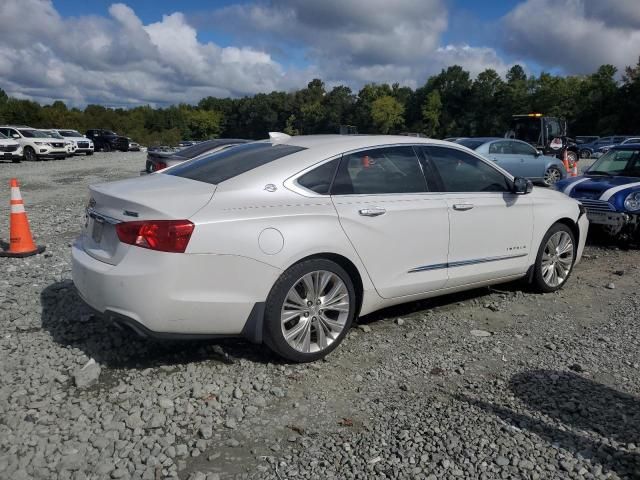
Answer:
[1, 0, 639, 107]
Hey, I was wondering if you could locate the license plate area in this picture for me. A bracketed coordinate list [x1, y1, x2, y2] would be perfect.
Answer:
[92, 218, 104, 242]
[587, 211, 626, 227]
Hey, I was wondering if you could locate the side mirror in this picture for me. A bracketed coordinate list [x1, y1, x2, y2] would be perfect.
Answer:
[12, 134, 20, 139]
[536, 150, 543, 156]
[513, 177, 533, 194]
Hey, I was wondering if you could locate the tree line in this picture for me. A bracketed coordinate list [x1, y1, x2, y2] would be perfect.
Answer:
[1, 60, 639, 146]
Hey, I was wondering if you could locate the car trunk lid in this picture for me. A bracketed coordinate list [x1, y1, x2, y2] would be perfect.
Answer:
[83, 174, 216, 265]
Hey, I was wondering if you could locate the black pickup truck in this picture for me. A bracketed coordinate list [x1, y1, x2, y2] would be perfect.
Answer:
[85, 129, 130, 152]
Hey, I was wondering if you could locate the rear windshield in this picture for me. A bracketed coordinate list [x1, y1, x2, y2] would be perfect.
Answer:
[167, 142, 306, 184]
[175, 140, 236, 159]
[455, 139, 486, 150]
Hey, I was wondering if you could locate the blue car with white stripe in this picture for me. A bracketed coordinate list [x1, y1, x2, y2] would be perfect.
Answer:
[556, 144, 640, 240]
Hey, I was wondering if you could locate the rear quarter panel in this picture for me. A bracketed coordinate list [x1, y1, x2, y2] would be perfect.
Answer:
[187, 182, 377, 293]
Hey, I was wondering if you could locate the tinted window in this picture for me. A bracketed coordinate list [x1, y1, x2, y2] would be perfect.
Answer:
[297, 159, 339, 194]
[425, 146, 511, 193]
[0, 131, 7, 139]
[168, 142, 306, 185]
[174, 140, 243, 159]
[488, 141, 513, 154]
[331, 146, 427, 195]
[511, 141, 537, 155]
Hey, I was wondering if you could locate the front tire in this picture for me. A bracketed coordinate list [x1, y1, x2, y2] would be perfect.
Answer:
[23, 147, 37, 162]
[579, 149, 591, 159]
[102, 143, 111, 152]
[531, 223, 576, 293]
[86, 151, 93, 156]
[543, 166, 563, 186]
[263, 259, 356, 363]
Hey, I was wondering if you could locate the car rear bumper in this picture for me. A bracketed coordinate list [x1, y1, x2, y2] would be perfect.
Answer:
[71, 236, 281, 336]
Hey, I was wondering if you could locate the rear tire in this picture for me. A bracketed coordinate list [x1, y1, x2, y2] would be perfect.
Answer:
[263, 259, 356, 363]
[12, 158, 21, 163]
[579, 149, 591, 159]
[531, 223, 576, 293]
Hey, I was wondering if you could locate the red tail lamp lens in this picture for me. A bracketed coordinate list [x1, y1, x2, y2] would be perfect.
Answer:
[116, 220, 194, 253]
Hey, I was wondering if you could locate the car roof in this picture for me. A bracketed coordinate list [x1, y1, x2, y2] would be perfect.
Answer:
[611, 144, 640, 150]
[276, 134, 453, 151]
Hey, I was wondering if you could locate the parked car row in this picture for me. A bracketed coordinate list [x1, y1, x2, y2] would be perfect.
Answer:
[0, 125, 143, 161]
[577, 135, 640, 159]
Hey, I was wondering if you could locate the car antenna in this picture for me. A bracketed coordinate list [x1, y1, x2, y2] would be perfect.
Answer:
[269, 132, 291, 144]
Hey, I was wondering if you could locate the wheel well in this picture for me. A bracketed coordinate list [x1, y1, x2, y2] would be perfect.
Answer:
[556, 217, 580, 245]
[294, 253, 364, 316]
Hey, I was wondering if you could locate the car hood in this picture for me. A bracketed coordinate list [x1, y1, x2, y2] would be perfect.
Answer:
[557, 175, 640, 204]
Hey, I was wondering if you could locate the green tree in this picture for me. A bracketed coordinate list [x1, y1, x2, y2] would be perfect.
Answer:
[421, 90, 441, 137]
[371, 95, 405, 134]
[185, 109, 223, 139]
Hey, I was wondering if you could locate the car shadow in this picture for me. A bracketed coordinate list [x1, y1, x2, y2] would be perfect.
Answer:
[40, 281, 278, 369]
[458, 369, 640, 477]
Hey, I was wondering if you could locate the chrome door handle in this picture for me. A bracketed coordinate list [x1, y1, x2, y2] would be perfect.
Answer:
[452, 203, 474, 211]
[358, 207, 386, 217]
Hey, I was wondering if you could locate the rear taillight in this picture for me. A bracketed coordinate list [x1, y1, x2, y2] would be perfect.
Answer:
[116, 220, 194, 253]
[153, 161, 167, 171]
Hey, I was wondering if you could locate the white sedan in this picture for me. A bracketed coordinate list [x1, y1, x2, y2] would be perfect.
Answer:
[72, 134, 589, 362]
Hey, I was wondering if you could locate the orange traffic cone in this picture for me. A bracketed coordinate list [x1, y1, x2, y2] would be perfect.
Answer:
[0, 179, 45, 258]
[562, 149, 570, 173]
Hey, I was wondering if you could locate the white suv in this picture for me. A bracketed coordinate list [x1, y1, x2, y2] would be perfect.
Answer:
[0, 126, 67, 161]
[52, 129, 94, 156]
[0, 131, 22, 163]
[40, 129, 75, 157]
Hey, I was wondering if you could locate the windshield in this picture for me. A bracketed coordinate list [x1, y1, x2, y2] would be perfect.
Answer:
[42, 131, 64, 139]
[454, 139, 487, 150]
[508, 118, 542, 144]
[59, 130, 83, 137]
[167, 142, 306, 185]
[103, 131, 117, 136]
[588, 149, 640, 177]
[18, 129, 48, 138]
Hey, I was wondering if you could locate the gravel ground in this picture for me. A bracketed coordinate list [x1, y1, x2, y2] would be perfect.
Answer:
[1, 152, 639, 480]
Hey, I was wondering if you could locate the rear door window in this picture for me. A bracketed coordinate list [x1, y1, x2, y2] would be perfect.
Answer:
[167, 142, 306, 185]
[488, 141, 513, 154]
[331, 146, 427, 195]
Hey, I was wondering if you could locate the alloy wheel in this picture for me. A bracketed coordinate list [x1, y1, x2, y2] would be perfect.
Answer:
[280, 270, 350, 353]
[541, 231, 574, 287]
[543, 167, 562, 186]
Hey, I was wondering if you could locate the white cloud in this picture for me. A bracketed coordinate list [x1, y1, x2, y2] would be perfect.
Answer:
[0, 0, 294, 106]
[6, 0, 624, 107]
[503, 0, 640, 74]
